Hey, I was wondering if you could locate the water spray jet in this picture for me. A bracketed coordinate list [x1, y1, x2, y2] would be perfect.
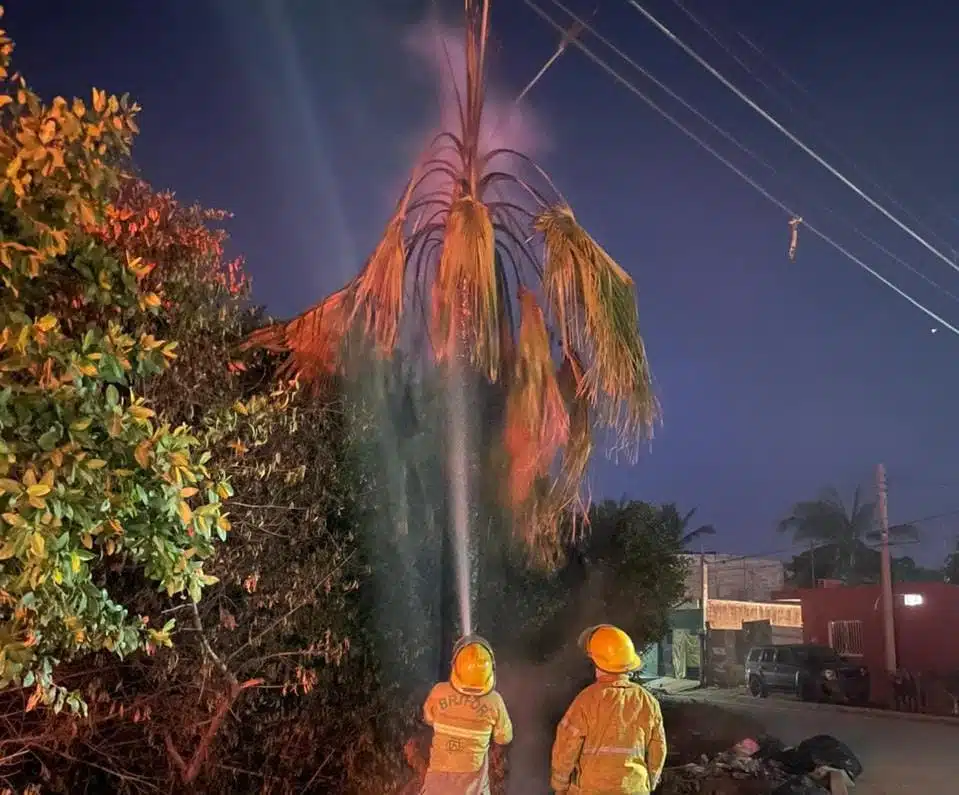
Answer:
[447, 361, 474, 637]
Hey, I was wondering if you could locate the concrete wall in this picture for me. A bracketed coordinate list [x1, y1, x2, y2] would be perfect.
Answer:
[706, 599, 802, 631]
[682, 554, 785, 603]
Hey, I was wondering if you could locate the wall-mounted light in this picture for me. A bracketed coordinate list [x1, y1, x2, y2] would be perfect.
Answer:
[903, 593, 924, 607]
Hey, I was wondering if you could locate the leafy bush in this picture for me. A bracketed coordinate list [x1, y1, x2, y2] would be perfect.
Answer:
[0, 8, 229, 710]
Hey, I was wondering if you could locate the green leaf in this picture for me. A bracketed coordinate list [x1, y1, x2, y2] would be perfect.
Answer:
[37, 424, 61, 452]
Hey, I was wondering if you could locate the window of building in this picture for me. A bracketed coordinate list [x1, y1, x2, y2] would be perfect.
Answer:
[827, 619, 864, 657]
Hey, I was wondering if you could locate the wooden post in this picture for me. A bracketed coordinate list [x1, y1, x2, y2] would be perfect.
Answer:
[877, 463, 897, 674]
[700, 554, 709, 630]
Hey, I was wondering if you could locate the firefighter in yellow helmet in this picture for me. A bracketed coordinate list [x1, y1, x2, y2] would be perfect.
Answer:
[550, 625, 667, 794]
[421, 635, 513, 795]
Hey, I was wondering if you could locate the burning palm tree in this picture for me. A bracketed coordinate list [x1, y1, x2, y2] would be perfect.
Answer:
[246, 0, 658, 558]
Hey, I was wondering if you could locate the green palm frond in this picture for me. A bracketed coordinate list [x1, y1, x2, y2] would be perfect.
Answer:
[780, 484, 921, 581]
[535, 204, 659, 452]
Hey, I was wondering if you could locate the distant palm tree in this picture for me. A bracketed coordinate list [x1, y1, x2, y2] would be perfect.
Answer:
[658, 503, 717, 547]
[245, 0, 657, 559]
[778, 486, 918, 580]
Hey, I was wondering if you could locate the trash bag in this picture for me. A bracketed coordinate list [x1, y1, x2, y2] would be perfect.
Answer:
[771, 775, 830, 795]
[771, 746, 816, 775]
[754, 735, 787, 760]
[796, 735, 863, 781]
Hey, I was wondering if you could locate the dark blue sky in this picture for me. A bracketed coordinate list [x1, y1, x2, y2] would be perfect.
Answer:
[10, 1, 959, 563]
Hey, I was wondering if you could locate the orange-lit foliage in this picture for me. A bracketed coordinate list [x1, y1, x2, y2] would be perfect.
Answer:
[87, 178, 249, 304]
[244, 288, 352, 383]
[504, 290, 569, 509]
[85, 179, 254, 387]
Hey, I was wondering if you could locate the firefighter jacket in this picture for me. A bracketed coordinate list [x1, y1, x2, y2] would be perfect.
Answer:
[550, 673, 667, 794]
[420, 681, 513, 794]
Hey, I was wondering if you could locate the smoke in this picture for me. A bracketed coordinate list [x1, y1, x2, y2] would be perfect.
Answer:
[403, 15, 547, 158]
[495, 571, 615, 792]
[399, 13, 550, 205]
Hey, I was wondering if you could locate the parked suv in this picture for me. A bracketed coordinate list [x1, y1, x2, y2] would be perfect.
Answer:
[745, 644, 870, 704]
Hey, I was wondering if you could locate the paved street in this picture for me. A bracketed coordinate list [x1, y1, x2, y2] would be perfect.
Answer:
[665, 690, 959, 794]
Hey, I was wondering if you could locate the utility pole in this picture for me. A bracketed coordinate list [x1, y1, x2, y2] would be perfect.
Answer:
[877, 463, 897, 674]
[699, 551, 709, 686]
[809, 540, 816, 587]
[700, 552, 709, 631]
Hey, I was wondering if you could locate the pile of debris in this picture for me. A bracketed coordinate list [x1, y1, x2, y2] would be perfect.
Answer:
[659, 734, 862, 795]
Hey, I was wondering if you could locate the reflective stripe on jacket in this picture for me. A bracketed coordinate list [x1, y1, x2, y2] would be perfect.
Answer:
[550, 674, 666, 794]
[423, 681, 513, 782]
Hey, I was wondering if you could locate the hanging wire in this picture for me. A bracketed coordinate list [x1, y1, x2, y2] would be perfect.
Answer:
[666, 0, 959, 259]
[622, 0, 959, 277]
[523, 0, 959, 337]
[538, 0, 776, 171]
[537, 0, 959, 306]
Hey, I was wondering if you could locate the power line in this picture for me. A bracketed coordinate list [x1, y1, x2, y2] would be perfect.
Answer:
[536, 0, 959, 309]
[736, 31, 813, 100]
[679, 509, 959, 563]
[623, 0, 959, 278]
[899, 507, 959, 526]
[730, 18, 959, 249]
[522, 0, 959, 337]
[539, 0, 776, 171]
[665, 0, 959, 259]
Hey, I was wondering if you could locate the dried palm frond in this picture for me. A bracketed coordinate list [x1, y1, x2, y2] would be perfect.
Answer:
[535, 204, 659, 452]
[352, 213, 406, 356]
[432, 196, 500, 379]
[242, 287, 353, 384]
[553, 353, 592, 519]
[503, 289, 569, 508]
[516, 476, 577, 571]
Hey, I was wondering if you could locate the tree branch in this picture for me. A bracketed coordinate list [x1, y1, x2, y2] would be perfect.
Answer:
[225, 550, 356, 666]
[164, 602, 264, 784]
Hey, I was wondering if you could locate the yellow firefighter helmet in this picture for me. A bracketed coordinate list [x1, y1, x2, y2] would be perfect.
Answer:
[450, 634, 496, 696]
[578, 624, 642, 674]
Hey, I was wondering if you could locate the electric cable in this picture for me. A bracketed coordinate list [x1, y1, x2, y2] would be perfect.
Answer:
[536, 0, 959, 309]
[540, 0, 776, 172]
[623, 0, 959, 277]
[667, 0, 959, 258]
[523, 0, 959, 337]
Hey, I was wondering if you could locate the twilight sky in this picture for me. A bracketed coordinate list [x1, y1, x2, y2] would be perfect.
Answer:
[10, 1, 959, 564]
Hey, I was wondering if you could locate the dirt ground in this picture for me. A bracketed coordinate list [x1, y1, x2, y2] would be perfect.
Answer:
[661, 701, 767, 765]
[400, 700, 766, 793]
